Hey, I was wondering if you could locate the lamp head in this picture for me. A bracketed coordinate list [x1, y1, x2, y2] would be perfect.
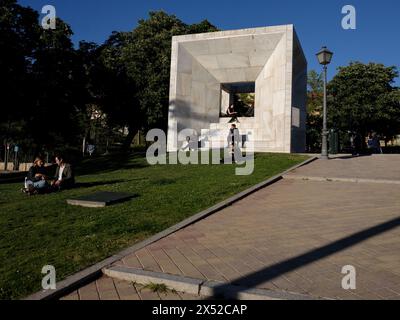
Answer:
[316, 46, 333, 65]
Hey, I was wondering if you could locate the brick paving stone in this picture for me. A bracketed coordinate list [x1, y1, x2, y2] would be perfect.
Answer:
[121, 254, 143, 269]
[60, 290, 79, 300]
[163, 248, 205, 279]
[202, 244, 255, 276]
[135, 248, 163, 273]
[113, 279, 140, 300]
[373, 287, 400, 299]
[175, 246, 226, 282]
[97, 277, 119, 300]
[78, 281, 100, 300]
[202, 258, 241, 282]
[135, 284, 161, 300]
[147, 248, 183, 275]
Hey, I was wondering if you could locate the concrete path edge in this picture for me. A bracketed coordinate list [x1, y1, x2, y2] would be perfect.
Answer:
[283, 174, 400, 185]
[104, 265, 323, 300]
[25, 156, 317, 300]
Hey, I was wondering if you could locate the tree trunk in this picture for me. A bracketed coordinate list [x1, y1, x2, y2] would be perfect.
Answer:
[82, 136, 86, 158]
[122, 127, 136, 152]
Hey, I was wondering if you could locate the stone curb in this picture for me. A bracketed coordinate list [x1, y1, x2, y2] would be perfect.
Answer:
[25, 156, 317, 300]
[283, 174, 400, 185]
[104, 266, 203, 296]
[103, 266, 322, 300]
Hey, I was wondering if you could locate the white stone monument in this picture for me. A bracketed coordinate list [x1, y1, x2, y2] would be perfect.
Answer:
[167, 25, 307, 153]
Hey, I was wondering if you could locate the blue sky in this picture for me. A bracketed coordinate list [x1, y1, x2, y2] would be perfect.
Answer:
[19, 0, 400, 85]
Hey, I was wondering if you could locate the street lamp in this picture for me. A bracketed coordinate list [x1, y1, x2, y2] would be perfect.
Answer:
[316, 46, 333, 160]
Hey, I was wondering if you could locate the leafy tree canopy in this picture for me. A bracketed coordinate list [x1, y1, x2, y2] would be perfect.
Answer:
[97, 11, 218, 148]
[328, 62, 400, 142]
[0, 4, 218, 156]
[306, 70, 324, 152]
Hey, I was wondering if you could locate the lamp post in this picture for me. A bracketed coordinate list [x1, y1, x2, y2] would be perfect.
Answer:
[316, 46, 333, 160]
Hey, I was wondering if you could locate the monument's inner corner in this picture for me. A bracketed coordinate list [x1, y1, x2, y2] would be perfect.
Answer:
[220, 82, 255, 118]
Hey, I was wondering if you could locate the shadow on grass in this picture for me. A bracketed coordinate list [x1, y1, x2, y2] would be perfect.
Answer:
[75, 152, 149, 176]
[74, 180, 136, 189]
[150, 178, 177, 186]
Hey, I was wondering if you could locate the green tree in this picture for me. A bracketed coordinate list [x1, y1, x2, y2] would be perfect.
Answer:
[1, 5, 219, 156]
[306, 70, 323, 152]
[328, 62, 400, 145]
[92, 32, 142, 150]
[0, 0, 40, 145]
[99, 11, 218, 149]
[1, 1, 91, 158]
[29, 18, 89, 153]
[373, 87, 400, 146]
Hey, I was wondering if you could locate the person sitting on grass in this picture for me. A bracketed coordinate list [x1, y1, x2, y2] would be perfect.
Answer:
[22, 157, 50, 195]
[51, 154, 75, 191]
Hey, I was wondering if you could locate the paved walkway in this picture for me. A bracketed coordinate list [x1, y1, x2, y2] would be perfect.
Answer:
[62, 155, 400, 300]
[285, 154, 400, 183]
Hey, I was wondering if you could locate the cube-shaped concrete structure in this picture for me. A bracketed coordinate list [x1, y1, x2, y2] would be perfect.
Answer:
[168, 25, 307, 153]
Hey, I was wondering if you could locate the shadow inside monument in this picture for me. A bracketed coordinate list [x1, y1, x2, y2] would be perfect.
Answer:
[169, 98, 233, 133]
[206, 216, 400, 300]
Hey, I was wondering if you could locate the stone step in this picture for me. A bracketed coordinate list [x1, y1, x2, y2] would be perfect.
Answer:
[210, 124, 261, 130]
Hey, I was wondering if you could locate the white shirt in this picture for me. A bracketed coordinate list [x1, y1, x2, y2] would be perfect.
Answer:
[58, 165, 65, 181]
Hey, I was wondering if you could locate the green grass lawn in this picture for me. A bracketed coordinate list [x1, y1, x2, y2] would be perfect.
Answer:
[0, 152, 308, 299]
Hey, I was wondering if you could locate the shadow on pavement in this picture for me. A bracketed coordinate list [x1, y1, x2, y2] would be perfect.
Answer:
[334, 154, 372, 160]
[210, 217, 400, 299]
